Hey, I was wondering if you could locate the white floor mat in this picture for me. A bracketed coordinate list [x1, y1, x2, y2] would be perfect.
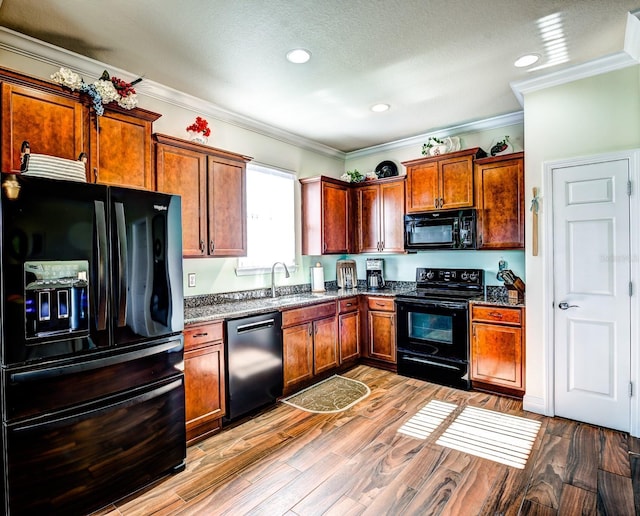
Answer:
[397, 400, 458, 440]
[435, 405, 541, 469]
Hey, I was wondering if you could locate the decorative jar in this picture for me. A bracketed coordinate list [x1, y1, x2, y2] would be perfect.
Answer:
[187, 130, 208, 145]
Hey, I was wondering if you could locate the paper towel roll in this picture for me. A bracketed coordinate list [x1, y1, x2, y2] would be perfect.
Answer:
[311, 262, 325, 292]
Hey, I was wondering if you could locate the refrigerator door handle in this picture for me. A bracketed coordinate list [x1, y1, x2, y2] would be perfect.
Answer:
[95, 200, 108, 331]
[114, 202, 128, 327]
[10, 339, 182, 384]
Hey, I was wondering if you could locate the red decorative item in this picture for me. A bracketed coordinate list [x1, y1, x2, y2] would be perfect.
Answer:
[186, 116, 211, 137]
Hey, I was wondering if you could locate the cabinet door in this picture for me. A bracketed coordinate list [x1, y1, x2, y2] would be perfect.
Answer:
[439, 154, 474, 209]
[313, 316, 338, 375]
[283, 323, 314, 390]
[406, 162, 439, 212]
[379, 180, 405, 252]
[184, 342, 225, 445]
[156, 144, 207, 256]
[356, 184, 381, 253]
[475, 155, 524, 249]
[471, 322, 523, 390]
[1, 82, 85, 173]
[322, 181, 350, 254]
[339, 310, 360, 363]
[208, 157, 247, 256]
[368, 310, 396, 363]
[90, 109, 155, 189]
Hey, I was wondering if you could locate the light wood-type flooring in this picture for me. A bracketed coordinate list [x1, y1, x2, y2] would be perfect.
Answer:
[96, 365, 640, 515]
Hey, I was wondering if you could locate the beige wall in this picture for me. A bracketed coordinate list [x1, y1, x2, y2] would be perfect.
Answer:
[522, 65, 640, 412]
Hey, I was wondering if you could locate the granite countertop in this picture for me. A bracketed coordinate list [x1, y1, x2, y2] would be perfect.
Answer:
[184, 287, 407, 325]
[470, 293, 526, 308]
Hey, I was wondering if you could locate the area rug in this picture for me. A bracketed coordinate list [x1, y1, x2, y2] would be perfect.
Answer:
[435, 405, 541, 469]
[282, 375, 370, 413]
[397, 400, 458, 440]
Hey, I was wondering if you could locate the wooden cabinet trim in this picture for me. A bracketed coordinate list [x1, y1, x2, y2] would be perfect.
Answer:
[184, 321, 224, 351]
[366, 297, 395, 312]
[282, 301, 336, 328]
[338, 297, 359, 313]
[471, 305, 522, 325]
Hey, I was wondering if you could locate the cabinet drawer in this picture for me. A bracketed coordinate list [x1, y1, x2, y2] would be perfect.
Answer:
[184, 321, 224, 351]
[367, 297, 395, 312]
[338, 297, 359, 313]
[282, 302, 336, 327]
[471, 305, 521, 325]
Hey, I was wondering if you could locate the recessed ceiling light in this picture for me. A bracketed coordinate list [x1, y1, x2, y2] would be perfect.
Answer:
[286, 49, 311, 64]
[514, 54, 540, 68]
[371, 103, 390, 112]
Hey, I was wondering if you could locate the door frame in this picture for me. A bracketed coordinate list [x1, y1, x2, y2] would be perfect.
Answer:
[542, 149, 640, 436]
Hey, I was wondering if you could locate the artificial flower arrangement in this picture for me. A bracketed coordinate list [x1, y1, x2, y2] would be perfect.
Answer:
[51, 67, 141, 115]
[186, 116, 211, 138]
[340, 169, 364, 183]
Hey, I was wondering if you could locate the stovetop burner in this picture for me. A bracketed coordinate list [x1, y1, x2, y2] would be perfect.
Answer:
[398, 267, 485, 301]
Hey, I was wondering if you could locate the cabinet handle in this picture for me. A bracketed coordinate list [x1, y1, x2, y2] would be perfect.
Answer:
[380, 240, 384, 251]
[346, 303, 353, 307]
[434, 199, 438, 209]
[199, 240, 205, 253]
[210, 240, 215, 253]
[308, 324, 313, 336]
[93, 168, 98, 183]
[440, 197, 444, 209]
[192, 332, 209, 338]
[488, 311, 503, 319]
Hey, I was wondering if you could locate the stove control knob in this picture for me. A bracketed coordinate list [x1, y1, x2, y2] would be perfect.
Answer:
[469, 271, 478, 281]
[461, 272, 469, 280]
[425, 270, 435, 280]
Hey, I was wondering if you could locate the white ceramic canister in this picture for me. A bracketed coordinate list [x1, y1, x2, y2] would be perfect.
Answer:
[310, 262, 325, 292]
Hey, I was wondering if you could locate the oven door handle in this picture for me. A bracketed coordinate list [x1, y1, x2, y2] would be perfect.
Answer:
[400, 355, 460, 370]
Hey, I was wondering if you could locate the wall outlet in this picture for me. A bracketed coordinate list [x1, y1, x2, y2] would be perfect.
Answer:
[188, 273, 196, 287]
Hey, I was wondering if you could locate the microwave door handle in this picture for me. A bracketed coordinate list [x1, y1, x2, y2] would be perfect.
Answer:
[94, 200, 108, 331]
[114, 202, 128, 327]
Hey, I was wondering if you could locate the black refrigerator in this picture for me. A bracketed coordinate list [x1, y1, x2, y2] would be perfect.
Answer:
[0, 174, 185, 514]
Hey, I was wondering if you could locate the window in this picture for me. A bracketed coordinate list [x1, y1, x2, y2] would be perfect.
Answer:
[237, 163, 296, 274]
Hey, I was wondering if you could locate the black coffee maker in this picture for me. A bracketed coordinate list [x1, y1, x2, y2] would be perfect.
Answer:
[366, 258, 385, 289]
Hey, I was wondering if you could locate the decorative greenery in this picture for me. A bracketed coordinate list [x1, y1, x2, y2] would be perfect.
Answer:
[51, 67, 140, 115]
[421, 136, 445, 156]
[186, 116, 211, 137]
[340, 169, 364, 183]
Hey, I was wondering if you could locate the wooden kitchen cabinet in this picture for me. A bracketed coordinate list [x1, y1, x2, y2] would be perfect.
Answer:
[300, 176, 352, 255]
[282, 301, 337, 393]
[89, 107, 160, 189]
[364, 296, 396, 366]
[1, 79, 86, 173]
[470, 303, 525, 397]
[355, 176, 405, 253]
[184, 321, 226, 445]
[403, 147, 486, 213]
[155, 134, 250, 257]
[338, 296, 360, 363]
[474, 152, 525, 249]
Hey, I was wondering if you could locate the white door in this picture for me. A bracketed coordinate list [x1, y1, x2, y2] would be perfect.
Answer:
[553, 158, 631, 431]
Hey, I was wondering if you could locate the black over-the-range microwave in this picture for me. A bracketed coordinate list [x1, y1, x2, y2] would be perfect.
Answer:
[404, 208, 477, 250]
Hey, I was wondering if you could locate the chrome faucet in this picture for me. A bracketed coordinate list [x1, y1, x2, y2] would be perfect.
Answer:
[271, 261, 290, 298]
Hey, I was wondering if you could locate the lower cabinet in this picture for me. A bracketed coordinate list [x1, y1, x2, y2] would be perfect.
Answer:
[363, 296, 396, 367]
[184, 321, 226, 445]
[470, 303, 525, 397]
[338, 297, 360, 363]
[282, 301, 337, 393]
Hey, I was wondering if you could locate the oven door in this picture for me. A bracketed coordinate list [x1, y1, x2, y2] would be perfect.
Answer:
[396, 298, 469, 362]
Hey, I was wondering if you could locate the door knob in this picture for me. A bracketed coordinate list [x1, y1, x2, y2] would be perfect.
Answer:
[558, 302, 579, 310]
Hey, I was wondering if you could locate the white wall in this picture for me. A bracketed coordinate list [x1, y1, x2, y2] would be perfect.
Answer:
[522, 65, 640, 413]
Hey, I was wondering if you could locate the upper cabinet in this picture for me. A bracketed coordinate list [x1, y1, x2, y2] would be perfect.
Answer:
[89, 108, 160, 189]
[154, 134, 250, 257]
[355, 177, 405, 253]
[0, 66, 161, 190]
[402, 148, 486, 213]
[1, 77, 86, 173]
[300, 176, 352, 255]
[474, 152, 524, 249]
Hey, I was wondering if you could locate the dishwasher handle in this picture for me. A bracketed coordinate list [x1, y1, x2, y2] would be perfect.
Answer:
[235, 318, 276, 334]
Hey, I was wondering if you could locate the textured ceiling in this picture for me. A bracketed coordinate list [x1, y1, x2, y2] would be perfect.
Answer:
[0, 0, 637, 152]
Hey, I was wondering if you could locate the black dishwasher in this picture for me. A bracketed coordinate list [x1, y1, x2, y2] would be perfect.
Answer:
[224, 311, 283, 423]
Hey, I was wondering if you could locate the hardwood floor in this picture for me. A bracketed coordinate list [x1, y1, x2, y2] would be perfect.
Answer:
[95, 365, 640, 515]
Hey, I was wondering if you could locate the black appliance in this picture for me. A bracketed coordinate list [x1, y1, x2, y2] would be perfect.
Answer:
[366, 258, 385, 289]
[0, 175, 185, 514]
[224, 311, 283, 423]
[404, 209, 476, 250]
[396, 267, 484, 390]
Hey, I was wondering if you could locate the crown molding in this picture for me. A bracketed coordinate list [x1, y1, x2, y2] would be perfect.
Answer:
[0, 27, 346, 160]
[345, 111, 524, 160]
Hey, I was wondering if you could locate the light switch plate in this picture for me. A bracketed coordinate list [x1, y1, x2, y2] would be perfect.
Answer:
[188, 273, 196, 287]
